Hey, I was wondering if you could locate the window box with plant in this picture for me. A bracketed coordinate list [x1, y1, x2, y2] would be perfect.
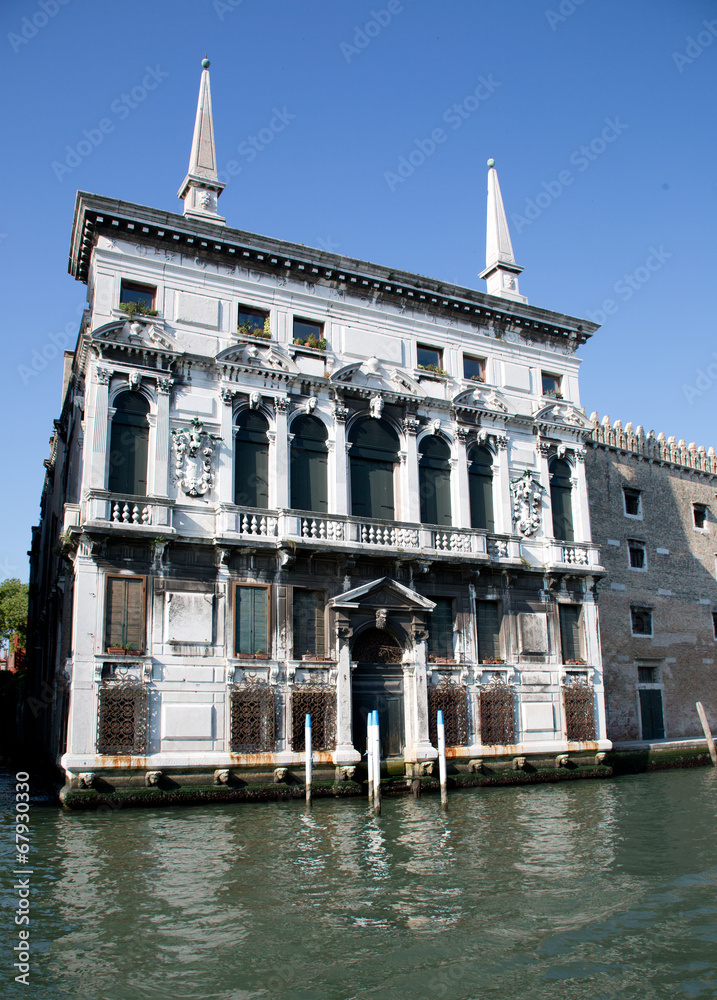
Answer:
[481, 657, 505, 665]
[118, 300, 159, 319]
[292, 317, 325, 351]
[237, 307, 271, 340]
[106, 642, 138, 656]
[565, 658, 586, 665]
[417, 364, 450, 377]
[235, 650, 270, 660]
[293, 333, 327, 351]
[427, 655, 457, 664]
[119, 281, 158, 318]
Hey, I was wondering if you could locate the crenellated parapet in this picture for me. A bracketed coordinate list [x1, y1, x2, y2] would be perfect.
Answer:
[589, 413, 717, 475]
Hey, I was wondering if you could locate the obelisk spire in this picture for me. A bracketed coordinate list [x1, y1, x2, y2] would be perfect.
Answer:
[479, 158, 527, 303]
[177, 58, 226, 225]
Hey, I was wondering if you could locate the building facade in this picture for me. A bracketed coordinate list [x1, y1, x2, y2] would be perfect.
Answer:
[586, 417, 717, 742]
[27, 63, 613, 793]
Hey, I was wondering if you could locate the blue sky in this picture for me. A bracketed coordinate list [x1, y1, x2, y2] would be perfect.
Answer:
[1, 0, 716, 581]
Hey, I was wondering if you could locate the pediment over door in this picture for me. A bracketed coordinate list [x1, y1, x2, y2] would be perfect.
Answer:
[328, 577, 436, 613]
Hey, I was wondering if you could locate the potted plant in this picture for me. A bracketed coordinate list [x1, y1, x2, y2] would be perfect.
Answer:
[566, 658, 586, 665]
[417, 363, 449, 377]
[106, 642, 136, 656]
[482, 657, 505, 665]
[293, 333, 327, 350]
[119, 300, 159, 318]
[238, 318, 271, 339]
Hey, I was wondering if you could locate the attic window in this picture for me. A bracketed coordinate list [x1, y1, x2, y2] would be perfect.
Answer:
[693, 505, 707, 529]
[120, 281, 156, 312]
[238, 305, 269, 338]
[541, 372, 562, 398]
[463, 355, 486, 382]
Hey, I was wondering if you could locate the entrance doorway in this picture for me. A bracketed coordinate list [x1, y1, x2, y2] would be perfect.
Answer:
[351, 628, 405, 758]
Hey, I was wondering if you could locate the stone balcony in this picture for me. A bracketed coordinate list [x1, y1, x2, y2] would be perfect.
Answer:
[71, 493, 603, 573]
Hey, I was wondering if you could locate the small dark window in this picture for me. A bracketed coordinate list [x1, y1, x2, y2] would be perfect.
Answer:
[105, 576, 145, 653]
[417, 345, 442, 371]
[550, 458, 574, 542]
[290, 415, 328, 514]
[477, 600, 502, 661]
[712, 612, 717, 640]
[623, 489, 641, 517]
[559, 605, 582, 662]
[628, 540, 646, 569]
[468, 446, 494, 532]
[292, 589, 325, 659]
[638, 665, 658, 684]
[419, 435, 452, 526]
[120, 281, 156, 312]
[427, 597, 454, 660]
[235, 585, 269, 657]
[349, 418, 399, 520]
[234, 410, 269, 508]
[694, 505, 707, 529]
[463, 355, 486, 382]
[631, 606, 653, 636]
[293, 318, 324, 348]
[238, 305, 269, 338]
[108, 392, 150, 497]
[541, 372, 562, 397]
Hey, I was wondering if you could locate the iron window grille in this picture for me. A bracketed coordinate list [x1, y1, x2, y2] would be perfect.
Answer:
[630, 606, 653, 636]
[291, 687, 336, 752]
[428, 679, 468, 747]
[229, 683, 276, 752]
[479, 677, 515, 746]
[562, 676, 596, 741]
[97, 678, 148, 755]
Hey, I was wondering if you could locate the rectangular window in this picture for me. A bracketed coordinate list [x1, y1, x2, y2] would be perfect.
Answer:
[638, 665, 658, 683]
[477, 600, 502, 662]
[235, 585, 270, 656]
[238, 305, 269, 338]
[623, 488, 642, 518]
[119, 280, 156, 313]
[712, 612, 717, 640]
[541, 372, 562, 397]
[293, 317, 325, 348]
[104, 576, 145, 653]
[559, 605, 583, 662]
[628, 539, 647, 570]
[630, 606, 653, 637]
[693, 505, 707, 529]
[463, 355, 486, 382]
[417, 345, 443, 372]
[292, 589, 326, 659]
[427, 597, 454, 660]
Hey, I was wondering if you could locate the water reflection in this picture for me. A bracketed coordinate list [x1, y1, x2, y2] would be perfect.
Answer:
[2, 768, 717, 1000]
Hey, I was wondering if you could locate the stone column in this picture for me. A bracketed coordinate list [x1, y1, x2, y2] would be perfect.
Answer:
[88, 366, 112, 490]
[536, 443, 552, 539]
[573, 446, 591, 543]
[407, 623, 437, 762]
[153, 376, 173, 498]
[273, 395, 290, 510]
[335, 631, 360, 763]
[402, 416, 421, 523]
[331, 401, 350, 515]
[218, 389, 236, 505]
[495, 434, 511, 534]
[453, 427, 471, 528]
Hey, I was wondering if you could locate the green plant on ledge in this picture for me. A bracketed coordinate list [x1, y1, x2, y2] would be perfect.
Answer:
[417, 363, 449, 376]
[238, 317, 271, 339]
[293, 333, 327, 350]
[544, 390, 563, 399]
[119, 301, 159, 317]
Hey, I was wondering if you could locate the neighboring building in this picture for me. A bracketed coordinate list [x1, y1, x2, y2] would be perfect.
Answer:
[586, 417, 717, 742]
[27, 61, 611, 794]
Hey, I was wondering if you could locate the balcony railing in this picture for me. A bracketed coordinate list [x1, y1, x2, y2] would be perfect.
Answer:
[75, 495, 602, 570]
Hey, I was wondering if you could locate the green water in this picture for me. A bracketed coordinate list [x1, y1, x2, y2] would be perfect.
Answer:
[2, 767, 717, 999]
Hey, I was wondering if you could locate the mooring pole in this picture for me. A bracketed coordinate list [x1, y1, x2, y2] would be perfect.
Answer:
[437, 709, 448, 810]
[305, 713, 312, 806]
[372, 710, 381, 817]
[696, 701, 717, 766]
[367, 712, 374, 804]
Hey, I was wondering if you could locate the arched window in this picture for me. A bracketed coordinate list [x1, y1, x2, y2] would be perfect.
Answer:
[550, 458, 574, 541]
[290, 415, 328, 513]
[468, 446, 494, 531]
[349, 418, 399, 520]
[108, 392, 150, 496]
[235, 410, 269, 508]
[419, 436, 452, 526]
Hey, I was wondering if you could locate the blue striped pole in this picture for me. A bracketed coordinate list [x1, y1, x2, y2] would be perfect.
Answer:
[437, 709, 448, 809]
[372, 710, 381, 817]
[305, 713, 312, 807]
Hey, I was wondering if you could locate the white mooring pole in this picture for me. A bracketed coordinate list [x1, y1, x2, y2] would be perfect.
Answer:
[437, 709, 448, 810]
[372, 710, 381, 817]
[367, 712, 374, 804]
[305, 713, 312, 806]
[696, 701, 717, 766]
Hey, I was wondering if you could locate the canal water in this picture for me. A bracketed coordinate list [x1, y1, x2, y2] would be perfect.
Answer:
[2, 767, 717, 1000]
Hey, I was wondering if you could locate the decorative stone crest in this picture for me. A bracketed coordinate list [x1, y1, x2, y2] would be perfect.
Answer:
[220, 387, 236, 404]
[332, 403, 351, 422]
[96, 367, 112, 385]
[510, 469, 546, 537]
[171, 417, 221, 497]
[273, 395, 290, 414]
[402, 416, 421, 435]
[156, 376, 174, 395]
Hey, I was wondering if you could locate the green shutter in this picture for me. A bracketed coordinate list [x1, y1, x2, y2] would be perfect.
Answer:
[293, 590, 325, 657]
[419, 438, 452, 526]
[550, 460, 574, 541]
[105, 577, 144, 651]
[235, 586, 269, 655]
[559, 605, 581, 661]
[477, 600, 501, 661]
[639, 689, 665, 739]
[428, 597, 454, 658]
[235, 412, 269, 508]
[349, 418, 398, 520]
[108, 393, 150, 496]
[468, 448, 494, 531]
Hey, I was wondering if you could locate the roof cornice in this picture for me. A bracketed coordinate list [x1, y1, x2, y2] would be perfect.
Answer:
[69, 191, 599, 345]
